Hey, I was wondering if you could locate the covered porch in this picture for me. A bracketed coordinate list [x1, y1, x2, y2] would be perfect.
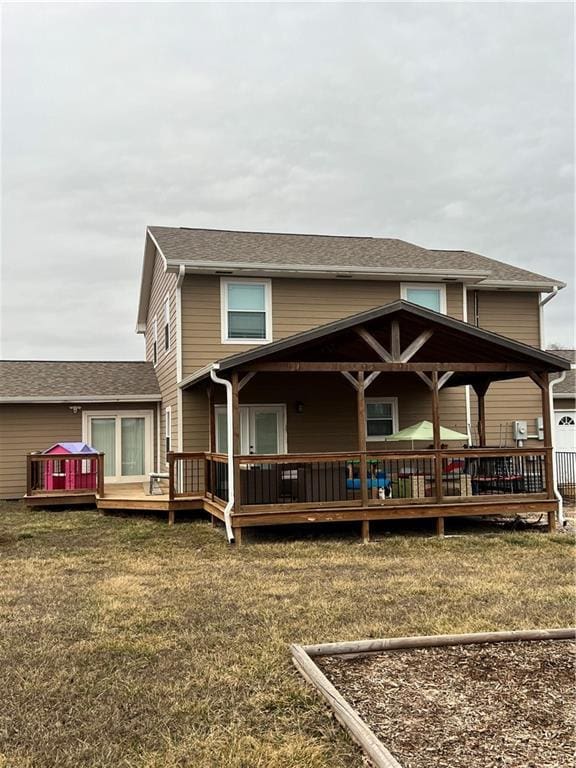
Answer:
[177, 300, 570, 542]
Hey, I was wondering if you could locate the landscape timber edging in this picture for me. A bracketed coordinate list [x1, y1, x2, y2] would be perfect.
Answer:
[290, 627, 576, 768]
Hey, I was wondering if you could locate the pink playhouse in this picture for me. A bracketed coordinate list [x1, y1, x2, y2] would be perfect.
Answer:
[43, 442, 99, 491]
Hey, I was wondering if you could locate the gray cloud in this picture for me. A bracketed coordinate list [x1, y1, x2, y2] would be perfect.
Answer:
[1, 1, 574, 359]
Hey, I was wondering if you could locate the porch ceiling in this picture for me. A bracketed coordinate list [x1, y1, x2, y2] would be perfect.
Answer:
[181, 300, 571, 390]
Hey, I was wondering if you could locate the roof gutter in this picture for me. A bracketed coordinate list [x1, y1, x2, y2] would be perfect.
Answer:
[0, 394, 162, 404]
[538, 285, 559, 349]
[209, 366, 235, 544]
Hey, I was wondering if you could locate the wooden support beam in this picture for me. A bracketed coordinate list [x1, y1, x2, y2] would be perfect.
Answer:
[364, 371, 381, 390]
[341, 371, 361, 391]
[539, 373, 555, 500]
[97, 453, 105, 497]
[357, 372, 369, 508]
[231, 372, 241, 515]
[355, 327, 393, 362]
[361, 519, 370, 544]
[416, 371, 433, 389]
[436, 517, 445, 537]
[399, 329, 434, 363]
[167, 452, 175, 501]
[431, 372, 443, 504]
[233, 526, 242, 546]
[238, 372, 256, 391]
[390, 320, 401, 361]
[208, 382, 216, 453]
[472, 379, 490, 448]
[547, 511, 556, 533]
[168, 509, 175, 526]
[245, 361, 537, 373]
[438, 371, 455, 390]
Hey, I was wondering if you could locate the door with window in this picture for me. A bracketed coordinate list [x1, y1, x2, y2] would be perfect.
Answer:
[216, 405, 286, 455]
[84, 411, 153, 482]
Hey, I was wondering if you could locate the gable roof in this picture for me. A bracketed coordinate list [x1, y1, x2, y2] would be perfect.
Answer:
[0, 361, 161, 403]
[147, 226, 564, 287]
[181, 300, 571, 389]
[548, 350, 576, 396]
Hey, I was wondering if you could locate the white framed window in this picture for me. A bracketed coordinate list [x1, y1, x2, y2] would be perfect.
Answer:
[165, 406, 172, 460]
[163, 296, 170, 353]
[366, 397, 399, 441]
[401, 283, 447, 314]
[220, 278, 272, 344]
[152, 317, 158, 366]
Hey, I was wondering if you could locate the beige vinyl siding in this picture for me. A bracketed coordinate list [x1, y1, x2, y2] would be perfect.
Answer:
[182, 374, 467, 454]
[181, 276, 464, 375]
[145, 250, 178, 462]
[0, 402, 158, 499]
[469, 291, 543, 446]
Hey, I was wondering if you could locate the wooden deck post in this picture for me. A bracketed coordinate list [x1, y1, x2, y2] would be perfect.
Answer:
[97, 453, 105, 497]
[436, 517, 445, 537]
[231, 372, 241, 515]
[431, 371, 443, 503]
[26, 454, 32, 496]
[356, 372, 369, 508]
[167, 452, 175, 501]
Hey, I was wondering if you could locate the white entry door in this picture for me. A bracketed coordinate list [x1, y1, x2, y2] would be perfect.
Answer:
[554, 411, 576, 451]
[84, 411, 153, 482]
[216, 405, 286, 455]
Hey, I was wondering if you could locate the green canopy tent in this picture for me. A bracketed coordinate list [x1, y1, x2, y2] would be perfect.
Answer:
[385, 420, 468, 448]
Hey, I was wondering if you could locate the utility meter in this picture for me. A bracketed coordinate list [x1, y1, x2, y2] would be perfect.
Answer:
[513, 420, 528, 441]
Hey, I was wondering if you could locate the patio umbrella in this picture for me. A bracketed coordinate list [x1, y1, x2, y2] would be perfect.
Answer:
[385, 420, 468, 448]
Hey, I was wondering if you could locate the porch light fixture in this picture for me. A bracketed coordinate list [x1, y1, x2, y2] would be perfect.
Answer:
[295, 401, 304, 414]
[69, 405, 82, 414]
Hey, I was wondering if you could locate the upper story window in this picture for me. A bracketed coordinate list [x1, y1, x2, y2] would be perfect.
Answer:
[152, 317, 158, 366]
[221, 278, 272, 344]
[163, 296, 170, 353]
[401, 283, 447, 314]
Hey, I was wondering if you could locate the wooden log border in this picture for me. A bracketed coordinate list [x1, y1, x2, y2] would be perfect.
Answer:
[290, 627, 576, 768]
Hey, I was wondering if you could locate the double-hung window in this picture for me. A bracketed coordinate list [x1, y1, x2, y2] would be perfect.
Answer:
[401, 283, 447, 314]
[366, 398, 399, 441]
[152, 317, 158, 366]
[163, 296, 170, 353]
[221, 279, 272, 343]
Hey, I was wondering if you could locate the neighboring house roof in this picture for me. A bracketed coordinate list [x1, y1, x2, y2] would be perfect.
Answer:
[182, 300, 571, 389]
[0, 361, 161, 403]
[548, 350, 576, 397]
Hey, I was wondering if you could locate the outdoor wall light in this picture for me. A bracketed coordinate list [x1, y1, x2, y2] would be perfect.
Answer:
[295, 401, 304, 414]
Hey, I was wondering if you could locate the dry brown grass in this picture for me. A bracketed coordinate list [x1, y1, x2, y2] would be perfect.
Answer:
[0, 503, 574, 768]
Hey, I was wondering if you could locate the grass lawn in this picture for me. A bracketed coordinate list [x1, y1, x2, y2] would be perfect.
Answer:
[0, 503, 574, 768]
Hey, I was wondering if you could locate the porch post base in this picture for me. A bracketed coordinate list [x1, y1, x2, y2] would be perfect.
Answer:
[547, 511, 556, 534]
[233, 526, 243, 545]
[168, 509, 175, 526]
[361, 519, 370, 544]
[436, 517, 445, 537]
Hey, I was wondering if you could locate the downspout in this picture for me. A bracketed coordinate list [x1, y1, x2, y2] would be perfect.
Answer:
[176, 265, 185, 451]
[462, 285, 472, 445]
[550, 369, 569, 526]
[210, 367, 235, 543]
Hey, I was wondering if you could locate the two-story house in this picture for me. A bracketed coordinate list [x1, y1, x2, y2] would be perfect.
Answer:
[2, 226, 571, 541]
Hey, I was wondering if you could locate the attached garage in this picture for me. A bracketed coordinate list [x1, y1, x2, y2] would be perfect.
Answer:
[0, 361, 161, 499]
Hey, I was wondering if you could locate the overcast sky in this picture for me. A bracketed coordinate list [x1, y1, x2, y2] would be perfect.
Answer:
[1, 1, 574, 360]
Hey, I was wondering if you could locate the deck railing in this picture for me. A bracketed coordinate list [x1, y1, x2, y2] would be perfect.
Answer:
[26, 453, 104, 497]
[556, 451, 576, 500]
[232, 447, 551, 511]
[165, 447, 552, 511]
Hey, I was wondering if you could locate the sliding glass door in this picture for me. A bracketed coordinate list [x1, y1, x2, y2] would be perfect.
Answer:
[85, 411, 152, 482]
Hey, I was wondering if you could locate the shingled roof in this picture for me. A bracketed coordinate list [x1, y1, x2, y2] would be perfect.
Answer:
[0, 361, 160, 402]
[147, 226, 564, 287]
[548, 350, 576, 396]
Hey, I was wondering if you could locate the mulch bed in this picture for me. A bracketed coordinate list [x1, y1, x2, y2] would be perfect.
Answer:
[318, 640, 576, 768]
